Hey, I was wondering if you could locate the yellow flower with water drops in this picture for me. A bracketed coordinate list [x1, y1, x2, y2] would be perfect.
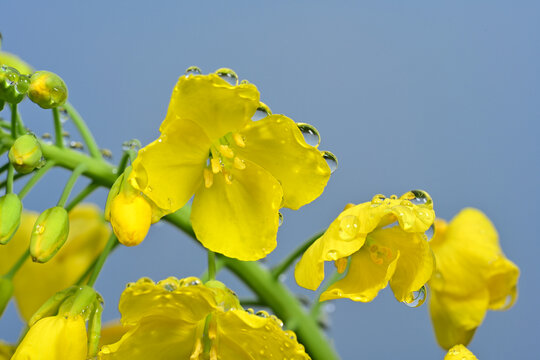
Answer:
[444, 344, 478, 360]
[0, 204, 110, 321]
[99, 276, 310, 360]
[428, 208, 519, 350]
[124, 69, 334, 260]
[295, 190, 435, 305]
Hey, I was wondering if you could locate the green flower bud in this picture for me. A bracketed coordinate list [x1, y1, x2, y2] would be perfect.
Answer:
[27, 71, 68, 109]
[0, 193, 22, 245]
[0, 276, 14, 317]
[30, 206, 69, 263]
[8, 134, 43, 174]
[0, 66, 27, 104]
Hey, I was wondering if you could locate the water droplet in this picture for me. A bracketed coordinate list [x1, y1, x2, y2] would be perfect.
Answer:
[122, 139, 141, 151]
[256, 310, 269, 318]
[246, 308, 255, 315]
[35, 224, 45, 234]
[187, 279, 201, 286]
[327, 250, 338, 259]
[185, 66, 202, 76]
[215, 68, 238, 86]
[322, 151, 338, 173]
[252, 102, 272, 121]
[425, 224, 435, 241]
[1, 66, 20, 85]
[278, 212, 283, 227]
[240, 79, 250, 84]
[59, 108, 70, 123]
[400, 190, 433, 207]
[41, 133, 52, 140]
[371, 194, 385, 205]
[100, 148, 113, 159]
[15, 75, 30, 94]
[338, 215, 359, 240]
[137, 277, 154, 284]
[62, 131, 70, 138]
[403, 285, 427, 308]
[270, 315, 284, 328]
[296, 123, 321, 147]
[400, 199, 413, 207]
[69, 141, 84, 150]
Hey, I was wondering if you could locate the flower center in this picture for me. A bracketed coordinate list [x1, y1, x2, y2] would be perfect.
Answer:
[368, 244, 393, 265]
[203, 132, 246, 188]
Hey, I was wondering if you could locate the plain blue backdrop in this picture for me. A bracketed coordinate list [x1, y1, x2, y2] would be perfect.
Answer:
[1, 1, 538, 359]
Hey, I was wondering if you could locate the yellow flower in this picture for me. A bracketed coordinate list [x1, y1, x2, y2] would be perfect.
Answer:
[99, 277, 310, 360]
[0, 51, 33, 74]
[444, 344, 478, 360]
[11, 315, 87, 360]
[295, 190, 435, 304]
[126, 71, 332, 260]
[0, 204, 110, 321]
[428, 208, 519, 350]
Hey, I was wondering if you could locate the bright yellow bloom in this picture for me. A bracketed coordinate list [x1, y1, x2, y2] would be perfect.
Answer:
[0, 204, 110, 321]
[295, 191, 435, 304]
[0, 51, 33, 74]
[126, 71, 332, 260]
[99, 277, 310, 360]
[12, 315, 87, 360]
[444, 344, 478, 360]
[429, 208, 519, 350]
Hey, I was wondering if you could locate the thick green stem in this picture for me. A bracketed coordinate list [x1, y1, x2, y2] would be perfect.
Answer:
[52, 108, 64, 148]
[207, 251, 216, 281]
[10, 103, 18, 139]
[5, 249, 30, 279]
[65, 182, 99, 212]
[62, 102, 102, 159]
[87, 234, 118, 287]
[18, 161, 56, 199]
[57, 163, 87, 207]
[6, 163, 14, 194]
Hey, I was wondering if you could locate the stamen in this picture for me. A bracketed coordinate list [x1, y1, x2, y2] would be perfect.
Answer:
[210, 158, 221, 174]
[369, 244, 392, 265]
[233, 133, 246, 148]
[233, 156, 246, 170]
[223, 171, 233, 185]
[203, 168, 214, 188]
[219, 144, 234, 158]
[335, 257, 348, 274]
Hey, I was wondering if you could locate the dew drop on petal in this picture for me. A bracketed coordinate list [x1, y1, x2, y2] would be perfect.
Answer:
[321, 151, 338, 173]
[425, 224, 435, 241]
[278, 212, 283, 227]
[338, 215, 359, 240]
[403, 285, 427, 308]
[297, 123, 321, 147]
[400, 190, 433, 207]
[252, 102, 272, 121]
[371, 194, 385, 205]
[215, 68, 238, 86]
[185, 66, 202, 77]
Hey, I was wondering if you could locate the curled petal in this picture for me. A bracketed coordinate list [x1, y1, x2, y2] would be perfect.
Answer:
[234, 115, 331, 210]
[191, 160, 283, 261]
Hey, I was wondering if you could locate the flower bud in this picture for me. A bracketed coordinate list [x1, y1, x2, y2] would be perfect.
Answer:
[0, 193, 22, 245]
[30, 206, 69, 263]
[0, 66, 27, 104]
[8, 134, 43, 174]
[110, 192, 152, 247]
[0, 276, 14, 317]
[27, 71, 68, 109]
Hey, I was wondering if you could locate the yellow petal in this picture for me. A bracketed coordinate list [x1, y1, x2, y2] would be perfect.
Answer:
[118, 277, 216, 326]
[320, 246, 400, 302]
[234, 115, 331, 210]
[215, 310, 310, 360]
[486, 257, 519, 310]
[444, 345, 478, 360]
[0, 205, 110, 321]
[100, 316, 197, 360]
[0, 51, 33, 74]
[12, 315, 87, 360]
[191, 160, 283, 261]
[99, 321, 130, 347]
[110, 192, 152, 247]
[130, 119, 211, 212]
[159, 74, 260, 141]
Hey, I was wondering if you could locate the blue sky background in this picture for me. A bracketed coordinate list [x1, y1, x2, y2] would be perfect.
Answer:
[1, 1, 539, 359]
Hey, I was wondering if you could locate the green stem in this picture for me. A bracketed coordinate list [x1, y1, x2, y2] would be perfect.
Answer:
[62, 102, 102, 159]
[87, 234, 118, 287]
[5, 249, 30, 279]
[207, 251, 216, 281]
[117, 151, 130, 175]
[65, 182, 99, 212]
[200, 256, 225, 282]
[18, 161, 56, 199]
[310, 270, 341, 319]
[10, 103, 18, 139]
[57, 163, 87, 207]
[6, 163, 14, 194]
[271, 229, 325, 279]
[52, 108, 64, 148]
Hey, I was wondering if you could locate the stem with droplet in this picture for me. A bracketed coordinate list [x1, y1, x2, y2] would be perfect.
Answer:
[62, 102, 103, 159]
[52, 107, 64, 148]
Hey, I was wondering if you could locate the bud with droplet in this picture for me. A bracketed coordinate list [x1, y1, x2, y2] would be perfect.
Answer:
[27, 71, 68, 109]
[0, 276, 14, 317]
[30, 206, 69, 263]
[0, 193, 22, 244]
[8, 134, 43, 174]
[0, 66, 27, 104]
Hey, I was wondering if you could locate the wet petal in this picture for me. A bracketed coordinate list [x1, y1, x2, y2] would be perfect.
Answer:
[160, 74, 260, 141]
[486, 256, 519, 310]
[130, 119, 211, 212]
[191, 160, 283, 261]
[320, 246, 400, 302]
[216, 310, 309, 360]
[234, 115, 331, 210]
[444, 345, 478, 360]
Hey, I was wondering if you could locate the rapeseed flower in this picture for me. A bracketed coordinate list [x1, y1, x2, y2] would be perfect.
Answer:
[0, 204, 110, 321]
[124, 70, 332, 260]
[99, 276, 310, 360]
[444, 344, 478, 360]
[429, 208, 519, 349]
[295, 190, 435, 304]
